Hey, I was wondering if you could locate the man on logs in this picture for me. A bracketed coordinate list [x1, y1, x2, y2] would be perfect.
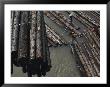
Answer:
[69, 12, 74, 23]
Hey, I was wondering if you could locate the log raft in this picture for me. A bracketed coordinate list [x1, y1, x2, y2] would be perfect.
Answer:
[11, 11, 51, 77]
[46, 25, 66, 46]
[11, 11, 100, 77]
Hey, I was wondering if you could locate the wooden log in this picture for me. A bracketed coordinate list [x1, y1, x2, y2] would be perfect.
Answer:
[11, 11, 15, 51]
[66, 10, 100, 48]
[91, 11, 100, 17]
[46, 30, 62, 45]
[74, 11, 100, 28]
[36, 11, 43, 59]
[28, 11, 42, 77]
[45, 32, 51, 71]
[18, 11, 30, 58]
[74, 42, 91, 76]
[44, 11, 64, 27]
[40, 11, 51, 76]
[48, 38, 57, 47]
[83, 33, 100, 65]
[49, 11, 78, 34]
[81, 11, 100, 26]
[11, 11, 21, 67]
[74, 40, 100, 76]
[11, 11, 21, 52]
[67, 11, 100, 37]
[46, 24, 67, 45]
[11, 11, 15, 74]
[77, 43, 94, 76]
[85, 43, 100, 76]
[74, 38, 100, 77]
[47, 33, 59, 45]
[18, 11, 30, 66]
[30, 11, 37, 60]
[87, 29, 100, 49]
[83, 42, 99, 76]
[67, 11, 91, 28]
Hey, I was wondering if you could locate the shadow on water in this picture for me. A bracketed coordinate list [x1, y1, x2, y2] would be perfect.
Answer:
[27, 59, 52, 77]
[11, 52, 52, 77]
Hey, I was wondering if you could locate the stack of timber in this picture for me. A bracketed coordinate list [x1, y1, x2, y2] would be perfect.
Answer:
[11, 11, 51, 77]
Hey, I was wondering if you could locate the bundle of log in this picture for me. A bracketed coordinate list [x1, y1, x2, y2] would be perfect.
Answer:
[44, 11, 65, 27]
[11, 11, 100, 77]
[66, 11, 100, 76]
[45, 11, 83, 38]
[46, 24, 67, 46]
[11, 11, 51, 77]
[74, 11, 100, 28]
[74, 40, 100, 77]
[67, 11, 100, 37]
[71, 31, 100, 76]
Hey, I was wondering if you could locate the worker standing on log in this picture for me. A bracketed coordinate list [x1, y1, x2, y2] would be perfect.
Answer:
[69, 12, 74, 23]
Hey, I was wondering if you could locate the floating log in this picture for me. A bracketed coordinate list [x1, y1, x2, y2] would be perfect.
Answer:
[30, 11, 37, 60]
[18, 11, 30, 66]
[83, 32, 100, 65]
[81, 11, 100, 25]
[36, 11, 43, 59]
[40, 11, 51, 75]
[49, 11, 77, 34]
[74, 11, 100, 28]
[73, 39, 100, 77]
[46, 24, 67, 45]
[28, 11, 43, 77]
[11, 11, 21, 68]
[74, 11, 100, 37]
[11, 11, 15, 74]
[46, 29, 62, 45]
[67, 11, 100, 37]
[91, 11, 100, 17]
[11, 11, 21, 52]
[48, 38, 58, 47]
[27, 11, 51, 77]
[67, 11, 100, 40]
[44, 11, 65, 27]
[74, 42, 91, 76]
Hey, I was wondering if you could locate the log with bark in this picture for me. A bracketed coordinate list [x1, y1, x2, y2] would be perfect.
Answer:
[11, 11, 51, 77]
[73, 39, 100, 77]
[11, 11, 21, 69]
[46, 24, 67, 45]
